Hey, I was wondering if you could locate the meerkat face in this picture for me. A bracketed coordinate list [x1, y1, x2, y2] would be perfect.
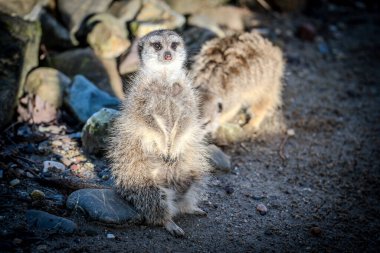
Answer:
[138, 30, 187, 72]
[198, 88, 223, 134]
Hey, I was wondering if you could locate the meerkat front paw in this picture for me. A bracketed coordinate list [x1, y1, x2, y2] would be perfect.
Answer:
[164, 220, 185, 237]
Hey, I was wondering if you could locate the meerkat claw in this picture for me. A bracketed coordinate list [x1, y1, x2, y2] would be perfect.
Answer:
[192, 207, 207, 216]
[165, 220, 185, 237]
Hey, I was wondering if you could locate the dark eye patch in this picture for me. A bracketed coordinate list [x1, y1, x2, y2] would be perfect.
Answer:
[217, 102, 223, 113]
[151, 42, 162, 51]
[171, 42, 179, 50]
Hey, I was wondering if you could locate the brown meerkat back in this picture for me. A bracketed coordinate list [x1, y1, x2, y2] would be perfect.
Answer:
[108, 30, 210, 237]
[192, 32, 285, 140]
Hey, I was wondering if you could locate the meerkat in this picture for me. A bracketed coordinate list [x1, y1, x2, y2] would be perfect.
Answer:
[108, 30, 210, 237]
[192, 32, 285, 140]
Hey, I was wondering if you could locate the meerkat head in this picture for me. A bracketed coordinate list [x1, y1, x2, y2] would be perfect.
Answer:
[138, 30, 187, 73]
[197, 87, 223, 134]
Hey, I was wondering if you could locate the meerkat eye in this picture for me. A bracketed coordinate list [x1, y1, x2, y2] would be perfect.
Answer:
[151, 42, 162, 51]
[217, 103, 223, 113]
[171, 42, 179, 50]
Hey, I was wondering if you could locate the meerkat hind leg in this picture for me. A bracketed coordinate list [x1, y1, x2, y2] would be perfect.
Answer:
[178, 186, 207, 216]
[164, 219, 185, 237]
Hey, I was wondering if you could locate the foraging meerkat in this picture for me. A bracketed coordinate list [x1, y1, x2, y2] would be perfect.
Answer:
[192, 32, 285, 139]
[108, 30, 210, 237]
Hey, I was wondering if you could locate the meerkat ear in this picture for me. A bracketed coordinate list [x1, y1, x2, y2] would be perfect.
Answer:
[172, 82, 183, 96]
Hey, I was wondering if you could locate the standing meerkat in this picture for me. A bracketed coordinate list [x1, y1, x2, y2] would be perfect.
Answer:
[108, 30, 210, 237]
[192, 32, 285, 140]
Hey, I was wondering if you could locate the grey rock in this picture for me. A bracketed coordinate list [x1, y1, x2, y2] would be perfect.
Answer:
[0, 0, 48, 21]
[187, 14, 225, 38]
[165, 0, 229, 14]
[57, 0, 113, 45]
[50, 48, 122, 97]
[65, 75, 120, 124]
[67, 189, 140, 224]
[214, 123, 245, 145]
[107, 233, 116, 239]
[189, 6, 251, 33]
[18, 67, 71, 124]
[9, 179, 20, 187]
[40, 9, 73, 50]
[24, 67, 71, 108]
[256, 203, 268, 215]
[30, 189, 45, 201]
[130, 0, 185, 37]
[0, 13, 41, 130]
[82, 108, 120, 155]
[108, 0, 142, 23]
[26, 209, 77, 234]
[86, 13, 131, 59]
[208, 145, 231, 173]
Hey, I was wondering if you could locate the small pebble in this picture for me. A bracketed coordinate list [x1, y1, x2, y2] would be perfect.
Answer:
[52, 140, 63, 146]
[256, 203, 268, 215]
[310, 226, 322, 236]
[26, 172, 35, 178]
[107, 233, 115, 239]
[37, 244, 48, 251]
[224, 185, 234, 195]
[13, 238, 23, 244]
[30, 190, 45, 201]
[43, 161, 66, 173]
[286, 128, 295, 136]
[60, 157, 73, 167]
[297, 23, 316, 42]
[9, 179, 20, 187]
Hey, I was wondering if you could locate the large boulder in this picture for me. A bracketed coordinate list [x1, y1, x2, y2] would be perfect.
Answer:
[0, 0, 48, 21]
[39, 9, 73, 50]
[108, 0, 142, 23]
[82, 108, 120, 155]
[64, 75, 120, 124]
[17, 68, 71, 124]
[164, 0, 229, 14]
[26, 209, 77, 234]
[67, 189, 140, 224]
[50, 48, 124, 98]
[208, 144, 232, 173]
[0, 13, 41, 130]
[57, 0, 113, 45]
[130, 0, 185, 37]
[86, 13, 131, 59]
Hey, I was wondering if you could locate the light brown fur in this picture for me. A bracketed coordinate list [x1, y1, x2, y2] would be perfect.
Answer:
[192, 32, 285, 141]
[108, 30, 210, 237]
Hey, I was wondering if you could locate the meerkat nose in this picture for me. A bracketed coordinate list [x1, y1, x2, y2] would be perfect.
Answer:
[164, 51, 172, 61]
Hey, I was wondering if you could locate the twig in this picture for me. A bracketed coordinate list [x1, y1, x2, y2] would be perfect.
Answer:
[36, 177, 110, 191]
[240, 142, 250, 152]
[257, 0, 272, 11]
[279, 134, 289, 162]
[12, 155, 38, 165]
